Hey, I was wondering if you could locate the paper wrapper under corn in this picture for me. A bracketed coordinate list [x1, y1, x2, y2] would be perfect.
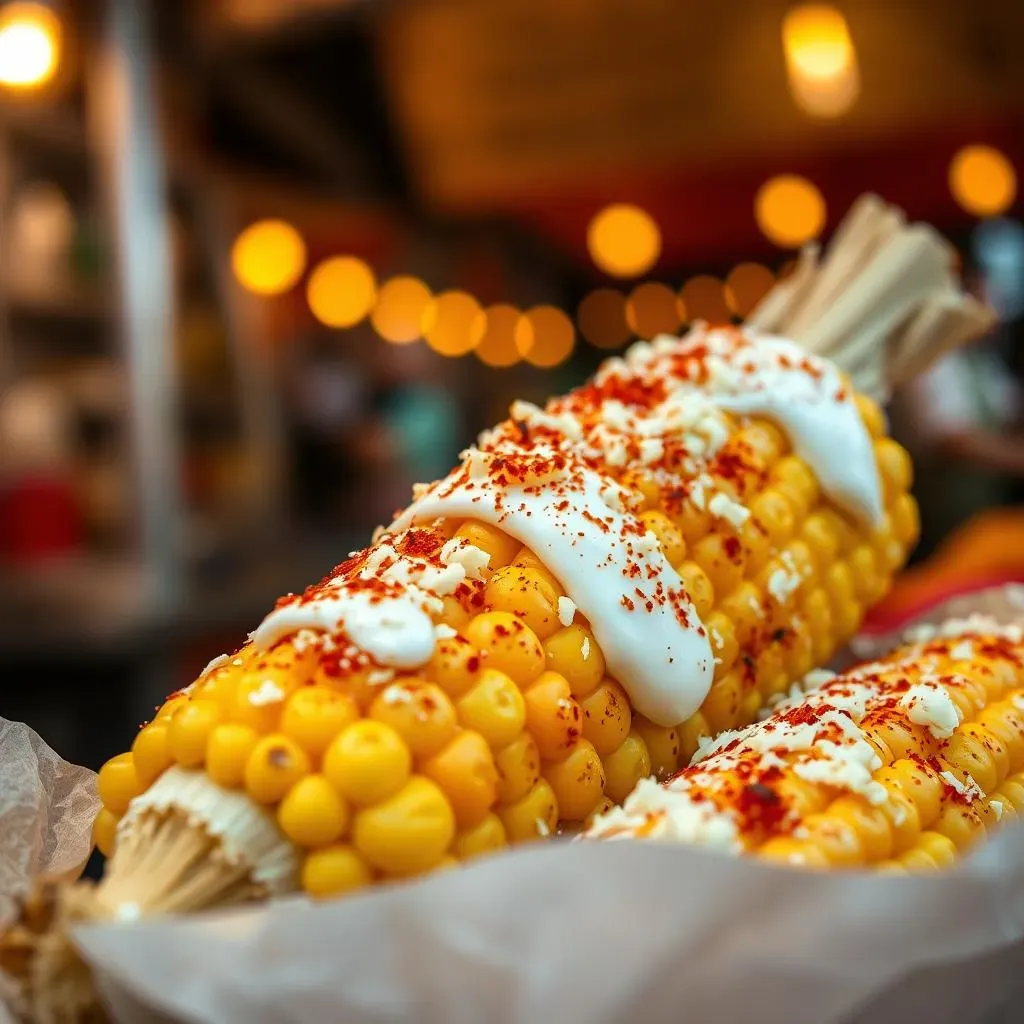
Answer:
[2, 589, 1023, 1024]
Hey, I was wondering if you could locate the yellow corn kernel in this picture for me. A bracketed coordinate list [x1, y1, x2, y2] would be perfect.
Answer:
[934, 800, 985, 851]
[678, 712, 710, 764]
[879, 758, 944, 828]
[691, 533, 745, 600]
[231, 674, 287, 733]
[453, 520, 519, 572]
[510, 546, 563, 596]
[746, 418, 788, 461]
[522, 671, 581, 761]
[848, 544, 880, 603]
[997, 777, 1024, 813]
[543, 623, 605, 699]
[456, 668, 527, 749]
[499, 778, 558, 843]
[632, 716, 680, 780]
[675, 496, 712, 545]
[782, 539, 816, 593]
[891, 493, 920, 548]
[863, 714, 931, 762]
[206, 722, 260, 788]
[818, 507, 858, 554]
[875, 437, 912, 502]
[675, 561, 714, 620]
[750, 488, 795, 550]
[368, 679, 458, 759]
[545, 738, 605, 821]
[440, 595, 471, 631]
[494, 732, 541, 804]
[717, 581, 766, 649]
[427, 636, 482, 699]
[757, 836, 829, 869]
[823, 796, 894, 862]
[774, 775, 828, 819]
[769, 456, 819, 519]
[484, 566, 562, 641]
[452, 813, 507, 860]
[353, 775, 455, 876]
[877, 780, 922, 853]
[639, 509, 686, 565]
[802, 588, 834, 665]
[192, 667, 239, 714]
[281, 686, 360, 759]
[797, 813, 864, 867]
[783, 621, 815, 681]
[603, 732, 651, 804]
[824, 563, 860, 640]
[131, 722, 172, 788]
[580, 679, 632, 756]
[756, 643, 788, 699]
[421, 730, 498, 827]
[740, 516, 771, 575]
[978, 702, 1024, 772]
[705, 611, 739, 679]
[92, 808, 119, 858]
[701, 669, 744, 735]
[943, 723, 1008, 795]
[244, 734, 311, 805]
[278, 774, 350, 847]
[323, 721, 411, 806]
[855, 392, 886, 437]
[302, 844, 373, 898]
[98, 752, 139, 816]
[798, 516, 839, 573]
[155, 693, 189, 720]
[463, 611, 545, 687]
[167, 699, 222, 768]
[901, 831, 958, 872]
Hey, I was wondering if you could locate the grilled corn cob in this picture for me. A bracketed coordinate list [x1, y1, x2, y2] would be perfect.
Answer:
[586, 616, 1024, 870]
[87, 325, 919, 910]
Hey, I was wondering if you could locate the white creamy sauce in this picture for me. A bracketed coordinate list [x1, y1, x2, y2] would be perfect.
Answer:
[392, 452, 714, 727]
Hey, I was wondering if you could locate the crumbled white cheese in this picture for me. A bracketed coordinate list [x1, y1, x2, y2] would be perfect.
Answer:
[248, 680, 285, 707]
[939, 770, 983, 802]
[557, 596, 577, 627]
[510, 399, 584, 440]
[581, 636, 591, 661]
[949, 639, 975, 661]
[440, 537, 491, 579]
[434, 623, 458, 640]
[767, 568, 800, 604]
[710, 626, 724, 650]
[367, 669, 396, 686]
[535, 818, 551, 837]
[899, 681, 961, 739]
[708, 491, 750, 529]
[639, 437, 665, 465]
[991, 799, 1005, 820]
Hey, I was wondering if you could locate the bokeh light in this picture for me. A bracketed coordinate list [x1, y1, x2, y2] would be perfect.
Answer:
[755, 175, 826, 248]
[515, 306, 576, 368]
[421, 290, 487, 357]
[725, 263, 776, 318]
[371, 276, 433, 344]
[577, 289, 631, 349]
[949, 146, 1018, 219]
[0, 3, 61, 90]
[680, 276, 731, 325]
[782, 4, 859, 118]
[306, 256, 377, 328]
[231, 219, 307, 296]
[587, 204, 662, 278]
[475, 305, 523, 367]
[625, 282, 681, 340]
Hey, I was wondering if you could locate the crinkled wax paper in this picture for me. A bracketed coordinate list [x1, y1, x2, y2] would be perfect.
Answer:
[0, 719, 99, 927]
[7, 590, 1024, 1024]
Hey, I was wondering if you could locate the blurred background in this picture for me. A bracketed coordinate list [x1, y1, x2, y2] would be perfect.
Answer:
[0, 0, 1021, 770]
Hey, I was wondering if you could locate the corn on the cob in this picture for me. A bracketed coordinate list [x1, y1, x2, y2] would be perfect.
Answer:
[91, 326, 917, 910]
[586, 616, 1024, 870]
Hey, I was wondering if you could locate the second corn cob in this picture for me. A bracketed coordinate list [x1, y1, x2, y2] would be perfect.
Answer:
[88, 324, 918, 911]
[586, 616, 1024, 871]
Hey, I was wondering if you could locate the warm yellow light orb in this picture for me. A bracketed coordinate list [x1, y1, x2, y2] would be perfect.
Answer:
[949, 146, 1017, 219]
[625, 282, 681, 340]
[725, 263, 776, 318]
[782, 4, 859, 117]
[231, 220, 307, 296]
[587, 204, 662, 278]
[371, 276, 433, 344]
[577, 289, 631, 350]
[0, 3, 61, 90]
[307, 257, 377, 328]
[755, 175, 826, 248]
[475, 305, 523, 368]
[515, 306, 575, 368]
[421, 291, 486, 357]
[679, 276, 731, 325]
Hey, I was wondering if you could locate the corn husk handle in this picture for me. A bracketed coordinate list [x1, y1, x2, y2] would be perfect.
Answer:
[0, 881, 109, 1024]
[748, 193, 997, 402]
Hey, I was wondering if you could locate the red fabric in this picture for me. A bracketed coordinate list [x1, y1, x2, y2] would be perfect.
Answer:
[0, 477, 83, 563]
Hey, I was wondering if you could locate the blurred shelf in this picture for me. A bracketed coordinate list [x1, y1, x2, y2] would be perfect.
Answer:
[1, 105, 89, 158]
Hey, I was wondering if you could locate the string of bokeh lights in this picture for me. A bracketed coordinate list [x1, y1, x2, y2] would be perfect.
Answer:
[232, 149, 1018, 370]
